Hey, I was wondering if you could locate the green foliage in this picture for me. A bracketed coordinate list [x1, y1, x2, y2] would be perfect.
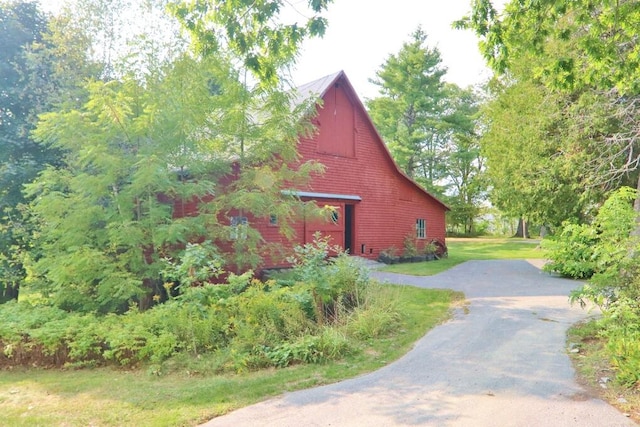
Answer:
[461, 1, 640, 227]
[0, 237, 396, 373]
[161, 241, 225, 289]
[441, 85, 486, 235]
[402, 233, 418, 257]
[544, 186, 636, 281]
[346, 283, 402, 340]
[286, 232, 339, 289]
[546, 187, 640, 388]
[542, 224, 598, 279]
[9, 0, 329, 313]
[169, 0, 333, 87]
[458, 0, 640, 95]
[287, 233, 369, 323]
[0, 1, 103, 303]
[263, 328, 351, 368]
[601, 298, 640, 387]
[0, 1, 58, 208]
[25, 51, 322, 312]
[0, 286, 457, 427]
[227, 282, 314, 360]
[367, 29, 485, 224]
[367, 27, 448, 190]
[480, 78, 598, 226]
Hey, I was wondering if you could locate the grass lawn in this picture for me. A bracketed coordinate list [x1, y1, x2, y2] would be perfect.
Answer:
[380, 237, 545, 276]
[0, 285, 462, 427]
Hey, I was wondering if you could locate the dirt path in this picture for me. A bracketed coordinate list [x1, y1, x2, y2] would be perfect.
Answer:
[201, 260, 636, 426]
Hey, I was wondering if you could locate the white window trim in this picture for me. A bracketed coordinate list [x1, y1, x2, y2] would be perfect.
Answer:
[416, 218, 426, 239]
[230, 216, 248, 240]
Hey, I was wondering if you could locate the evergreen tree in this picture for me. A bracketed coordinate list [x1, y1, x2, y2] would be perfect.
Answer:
[366, 27, 448, 193]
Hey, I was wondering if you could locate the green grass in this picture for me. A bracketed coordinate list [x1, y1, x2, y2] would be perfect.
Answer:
[0, 285, 461, 427]
[380, 238, 545, 276]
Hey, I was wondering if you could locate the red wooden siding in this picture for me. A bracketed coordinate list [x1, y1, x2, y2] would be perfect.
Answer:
[251, 71, 448, 267]
[170, 71, 448, 271]
[316, 84, 355, 158]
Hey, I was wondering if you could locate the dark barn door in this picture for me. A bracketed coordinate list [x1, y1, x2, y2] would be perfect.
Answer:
[344, 204, 354, 254]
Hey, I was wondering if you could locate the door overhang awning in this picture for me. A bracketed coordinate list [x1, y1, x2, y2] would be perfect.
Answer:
[282, 190, 362, 201]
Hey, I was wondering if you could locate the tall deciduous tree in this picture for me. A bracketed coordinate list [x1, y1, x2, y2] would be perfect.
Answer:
[0, 1, 102, 302]
[25, 0, 332, 312]
[0, 1, 49, 210]
[441, 84, 486, 235]
[457, 0, 640, 95]
[480, 78, 594, 228]
[458, 0, 640, 228]
[366, 27, 448, 193]
[170, 0, 332, 87]
[27, 55, 322, 312]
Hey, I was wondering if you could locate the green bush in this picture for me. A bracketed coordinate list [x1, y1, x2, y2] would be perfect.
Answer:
[286, 234, 370, 324]
[263, 327, 351, 367]
[542, 223, 598, 279]
[600, 297, 640, 386]
[543, 186, 637, 280]
[552, 187, 640, 388]
[229, 283, 315, 352]
[0, 236, 406, 373]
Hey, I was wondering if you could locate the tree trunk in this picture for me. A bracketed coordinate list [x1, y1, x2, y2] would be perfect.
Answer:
[0, 283, 19, 303]
[138, 278, 165, 311]
[514, 217, 530, 238]
[539, 224, 548, 238]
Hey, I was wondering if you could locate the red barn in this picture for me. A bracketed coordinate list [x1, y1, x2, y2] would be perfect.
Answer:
[254, 71, 449, 266]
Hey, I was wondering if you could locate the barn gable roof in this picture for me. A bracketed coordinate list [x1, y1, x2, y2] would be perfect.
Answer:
[295, 71, 449, 211]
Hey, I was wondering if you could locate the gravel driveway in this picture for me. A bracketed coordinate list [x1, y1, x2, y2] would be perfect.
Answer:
[201, 260, 637, 426]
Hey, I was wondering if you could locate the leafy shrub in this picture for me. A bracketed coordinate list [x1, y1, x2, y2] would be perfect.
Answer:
[402, 233, 418, 257]
[161, 240, 225, 289]
[286, 232, 338, 304]
[263, 327, 351, 367]
[329, 253, 369, 309]
[553, 187, 640, 388]
[229, 283, 314, 351]
[598, 297, 640, 387]
[542, 223, 598, 279]
[0, 235, 408, 374]
[543, 186, 637, 280]
[286, 234, 370, 324]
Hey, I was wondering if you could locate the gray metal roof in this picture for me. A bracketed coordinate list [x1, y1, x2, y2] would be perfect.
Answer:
[292, 71, 343, 106]
[292, 70, 450, 211]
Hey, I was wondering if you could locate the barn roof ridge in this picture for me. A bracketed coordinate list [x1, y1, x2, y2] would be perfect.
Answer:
[295, 71, 450, 212]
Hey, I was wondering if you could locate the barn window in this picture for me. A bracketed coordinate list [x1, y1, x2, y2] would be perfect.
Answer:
[230, 216, 248, 239]
[416, 218, 426, 239]
[269, 214, 278, 226]
[331, 210, 339, 224]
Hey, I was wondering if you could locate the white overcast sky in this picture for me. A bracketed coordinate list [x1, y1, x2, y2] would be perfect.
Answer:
[39, 0, 493, 100]
[292, 0, 492, 100]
